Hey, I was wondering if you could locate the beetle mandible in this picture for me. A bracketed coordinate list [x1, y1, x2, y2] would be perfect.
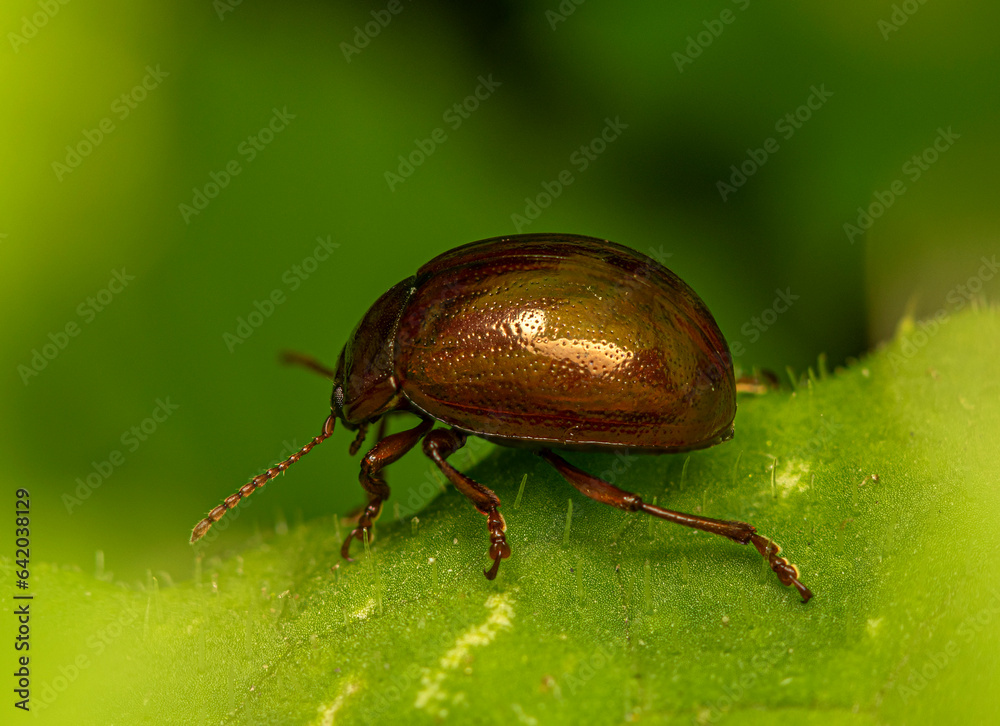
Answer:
[191, 233, 813, 602]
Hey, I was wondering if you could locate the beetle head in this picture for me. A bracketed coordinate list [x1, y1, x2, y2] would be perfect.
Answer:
[331, 277, 416, 427]
[330, 348, 353, 429]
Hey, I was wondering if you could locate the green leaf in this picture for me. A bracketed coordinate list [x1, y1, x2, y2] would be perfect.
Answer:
[15, 306, 999, 725]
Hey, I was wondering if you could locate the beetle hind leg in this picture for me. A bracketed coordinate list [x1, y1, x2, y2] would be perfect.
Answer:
[341, 418, 434, 560]
[422, 429, 511, 580]
[539, 449, 812, 602]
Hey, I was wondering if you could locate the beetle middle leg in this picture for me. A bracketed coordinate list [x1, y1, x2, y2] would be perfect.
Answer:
[342, 418, 435, 560]
[539, 449, 812, 601]
[422, 428, 511, 580]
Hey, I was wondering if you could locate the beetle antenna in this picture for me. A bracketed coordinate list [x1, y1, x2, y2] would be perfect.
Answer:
[190, 415, 337, 543]
[280, 350, 337, 380]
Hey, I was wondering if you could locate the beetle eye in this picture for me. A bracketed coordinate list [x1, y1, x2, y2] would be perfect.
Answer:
[333, 385, 345, 412]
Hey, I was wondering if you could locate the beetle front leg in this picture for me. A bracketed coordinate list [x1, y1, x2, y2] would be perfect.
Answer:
[342, 418, 434, 560]
[539, 449, 812, 602]
[422, 429, 511, 580]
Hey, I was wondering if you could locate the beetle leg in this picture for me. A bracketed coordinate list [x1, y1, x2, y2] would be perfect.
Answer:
[539, 449, 813, 602]
[374, 414, 391, 443]
[348, 423, 370, 456]
[341, 418, 435, 561]
[735, 368, 781, 395]
[280, 350, 337, 379]
[347, 412, 395, 456]
[422, 428, 511, 581]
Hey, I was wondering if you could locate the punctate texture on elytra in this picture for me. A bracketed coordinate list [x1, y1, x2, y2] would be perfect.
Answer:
[390, 234, 736, 451]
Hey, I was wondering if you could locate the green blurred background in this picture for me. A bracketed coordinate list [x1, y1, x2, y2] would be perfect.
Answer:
[2, 0, 997, 587]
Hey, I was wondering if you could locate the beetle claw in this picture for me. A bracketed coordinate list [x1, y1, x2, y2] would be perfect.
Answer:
[340, 529, 363, 561]
[340, 537, 354, 560]
[483, 539, 511, 580]
[484, 552, 503, 580]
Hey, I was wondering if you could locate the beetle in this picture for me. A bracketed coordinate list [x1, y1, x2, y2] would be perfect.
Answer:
[191, 233, 812, 601]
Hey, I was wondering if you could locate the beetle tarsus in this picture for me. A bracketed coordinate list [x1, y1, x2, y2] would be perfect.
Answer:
[339, 419, 435, 562]
[752, 534, 813, 602]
